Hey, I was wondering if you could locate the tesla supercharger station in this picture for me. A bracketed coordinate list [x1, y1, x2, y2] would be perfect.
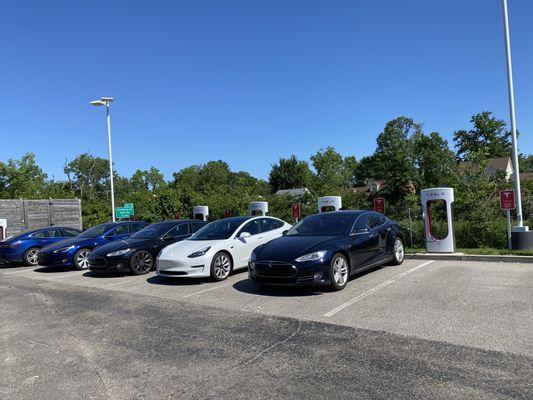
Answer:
[0, 218, 6, 240]
[318, 196, 342, 213]
[249, 201, 268, 216]
[421, 188, 455, 253]
[193, 206, 209, 221]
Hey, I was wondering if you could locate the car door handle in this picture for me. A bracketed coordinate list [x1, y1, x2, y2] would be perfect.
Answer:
[257, 236, 263, 239]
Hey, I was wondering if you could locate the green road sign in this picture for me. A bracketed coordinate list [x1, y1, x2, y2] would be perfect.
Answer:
[124, 203, 135, 214]
[115, 207, 132, 219]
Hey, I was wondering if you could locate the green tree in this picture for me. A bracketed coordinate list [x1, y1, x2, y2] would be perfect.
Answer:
[0, 152, 48, 198]
[268, 155, 313, 192]
[412, 131, 456, 189]
[310, 147, 357, 195]
[64, 153, 110, 200]
[453, 111, 512, 161]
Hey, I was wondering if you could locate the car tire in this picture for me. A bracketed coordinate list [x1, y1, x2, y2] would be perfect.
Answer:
[329, 253, 349, 291]
[73, 248, 91, 270]
[23, 247, 40, 266]
[129, 250, 154, 275]
[391, 237, 405, 265]
[210, 252, 233, 282]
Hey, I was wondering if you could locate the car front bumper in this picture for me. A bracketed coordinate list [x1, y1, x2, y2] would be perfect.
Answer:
[156, 255, 208, 278]
[38, 251, 74, 267]
[89, 254, 130, 272]
[248, 260, 332, 286]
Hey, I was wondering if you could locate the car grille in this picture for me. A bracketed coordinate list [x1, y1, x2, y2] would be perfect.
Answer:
[159, 270, 188, 276]
[89, 256, 107, 267]
[254, 261, 297, 278]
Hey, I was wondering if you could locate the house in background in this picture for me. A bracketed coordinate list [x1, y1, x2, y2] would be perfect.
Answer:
[275, 187, 310, 197]
[352, 179, 416, 195]
[459, 156, 514, 181]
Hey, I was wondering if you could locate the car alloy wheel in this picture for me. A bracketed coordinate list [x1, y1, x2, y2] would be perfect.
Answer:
[130, 250, 153, 275]
[211, 252, 232, 281]
[392, 237, 405, 265]
[24, 248, 40, 266]
[74, 249, 91, 270]
[332, 256, 348, 288]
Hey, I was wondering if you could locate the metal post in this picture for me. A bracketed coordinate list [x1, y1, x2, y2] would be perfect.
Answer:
[408, 207, 414, 247]
[502, 0, 524, 228]
[506, 210, 512, 254]
[106, 103, 116, 222]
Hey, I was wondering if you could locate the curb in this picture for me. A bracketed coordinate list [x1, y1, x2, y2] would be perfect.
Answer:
[405, 253, 533, 264]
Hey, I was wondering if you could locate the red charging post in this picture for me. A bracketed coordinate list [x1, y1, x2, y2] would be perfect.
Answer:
[500, 190, 515, 254]
[373, 197, 385, 213]
[291, 204, 301, 222]
[224, 209, 232, 218]
[174, 213, 180, 220]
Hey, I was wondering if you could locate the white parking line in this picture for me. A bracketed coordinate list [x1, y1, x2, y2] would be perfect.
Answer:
[103, 277, 146, 288]
[43, 271, 84, 280]
[1, 268, 37, 275]
[324, 260, 435, 318]
[183, 283, 232, 298]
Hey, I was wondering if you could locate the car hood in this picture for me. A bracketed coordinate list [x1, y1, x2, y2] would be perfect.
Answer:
[41, 237, 99, 252]
[91, 238, 159, 256]
[254, 235, 339, 262]
[159, 239, 222, 258]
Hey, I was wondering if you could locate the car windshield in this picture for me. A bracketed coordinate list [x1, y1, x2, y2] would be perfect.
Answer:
[130, 222, 176, 239]
[78, 223, 117, 239]
[286, 214, 354, 236]
[189, 219, 246, 241]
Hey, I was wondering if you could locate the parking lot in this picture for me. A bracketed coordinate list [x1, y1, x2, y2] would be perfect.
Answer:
[1, 259, 532, 399]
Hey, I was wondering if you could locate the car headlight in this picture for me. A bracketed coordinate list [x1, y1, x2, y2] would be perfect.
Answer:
[188, 246, 211, 258]
[249, 251, 257, 262]
[107, 248, 132, 257]
[53, 245, 75, 253]
[295, 250, 327, 262]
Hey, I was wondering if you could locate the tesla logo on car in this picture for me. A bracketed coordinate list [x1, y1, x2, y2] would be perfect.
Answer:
[500, 190, 515, 210]
[373, 197, 385, 213]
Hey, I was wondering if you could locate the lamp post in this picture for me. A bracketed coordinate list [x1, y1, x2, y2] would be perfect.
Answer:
[90, 97, 116, 222]
[501, 0, 526, 230]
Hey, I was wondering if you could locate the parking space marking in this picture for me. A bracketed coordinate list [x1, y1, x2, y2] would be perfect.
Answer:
[103, 277, 148, 288]
[1, 268, 37, 275]
[324, 260, 434, 317]
[42, 271, 85, 280]
[183, 283, 232, 298]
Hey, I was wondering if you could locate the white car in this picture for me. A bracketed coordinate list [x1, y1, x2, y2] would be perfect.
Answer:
[157, 216, 292, 281]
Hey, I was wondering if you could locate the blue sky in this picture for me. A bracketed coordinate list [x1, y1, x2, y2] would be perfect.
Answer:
[1, 0, 532, 181]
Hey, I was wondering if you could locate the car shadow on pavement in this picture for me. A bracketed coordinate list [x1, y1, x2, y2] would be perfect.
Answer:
[232, 278, 325, 297]
[34, 266, 73, 273]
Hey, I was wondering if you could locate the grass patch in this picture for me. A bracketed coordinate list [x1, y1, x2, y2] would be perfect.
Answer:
[406, 247, 533, 256]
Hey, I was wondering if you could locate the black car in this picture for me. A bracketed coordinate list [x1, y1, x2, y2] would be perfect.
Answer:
[249, 211, 404, 291]
[88, 220, 206, 275]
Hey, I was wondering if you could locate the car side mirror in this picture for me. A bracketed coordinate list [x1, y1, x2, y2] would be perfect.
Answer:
[239, 231, 251, 239]
[282, 230, 288, 236]
[163, 235, 176, 241]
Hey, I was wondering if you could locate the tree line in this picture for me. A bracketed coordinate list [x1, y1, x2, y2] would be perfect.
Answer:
[2, 111, 533, 249]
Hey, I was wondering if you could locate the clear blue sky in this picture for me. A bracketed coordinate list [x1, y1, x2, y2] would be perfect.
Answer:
[1, 0, 532, 181]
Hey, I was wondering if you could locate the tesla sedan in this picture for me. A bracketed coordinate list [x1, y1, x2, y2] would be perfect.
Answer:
[157, 216, 292, 281]
[248, 211, 404, 291]
[38, 221, 148, 270]
[88, 220, 206, 275]
[0, 227, 81, 266]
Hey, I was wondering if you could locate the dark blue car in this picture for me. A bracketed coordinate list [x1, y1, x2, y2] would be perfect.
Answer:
[0, 227, 82, 266]
[38, 221, 148, 270]
[249, 211, 404, 291]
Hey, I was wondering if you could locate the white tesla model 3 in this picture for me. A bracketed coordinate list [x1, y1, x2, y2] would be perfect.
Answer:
[156, 216, 292, 281]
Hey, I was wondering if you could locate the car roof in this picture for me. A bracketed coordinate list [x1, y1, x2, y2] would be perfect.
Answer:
[313, 210, 367, 217]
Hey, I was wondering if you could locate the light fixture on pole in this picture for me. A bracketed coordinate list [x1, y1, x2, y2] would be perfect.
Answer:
[501, 0, 526, 232]
[90, 97, 116, 222]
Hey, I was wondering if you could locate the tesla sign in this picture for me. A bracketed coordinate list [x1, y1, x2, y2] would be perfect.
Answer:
[500, 190, 515, 210]
[291, 204, 301, 219]
[373, 197, 385, 213]
[224, 209, 232, 218]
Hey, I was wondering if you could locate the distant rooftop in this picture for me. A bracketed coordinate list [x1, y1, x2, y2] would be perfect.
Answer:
[275, 187, 310, 197]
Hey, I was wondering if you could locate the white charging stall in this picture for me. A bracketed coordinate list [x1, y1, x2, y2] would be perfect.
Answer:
[318, 196, 342, 213]
[249, 201, 268, 216]
[192, 206, 209, 221]
[0, 218, 6, 240]
[421, 188, 455, 253]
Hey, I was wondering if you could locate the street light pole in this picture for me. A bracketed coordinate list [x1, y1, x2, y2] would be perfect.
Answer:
[90, 97, 116, 222]
[501, 0, 524, 229]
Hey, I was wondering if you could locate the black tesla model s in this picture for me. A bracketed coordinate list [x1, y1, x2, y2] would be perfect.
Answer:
[249, 210, 404, 291]
[89, 220, 206, 275]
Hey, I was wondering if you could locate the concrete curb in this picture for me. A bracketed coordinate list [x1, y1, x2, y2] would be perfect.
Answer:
[406, 253, 533, 264]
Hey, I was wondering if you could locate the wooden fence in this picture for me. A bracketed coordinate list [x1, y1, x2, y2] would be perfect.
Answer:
[0, 199, 82, 237]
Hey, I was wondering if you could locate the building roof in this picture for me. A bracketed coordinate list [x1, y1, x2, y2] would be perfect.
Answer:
[275, 187, 309, 197]
[511, 172, 533, 182]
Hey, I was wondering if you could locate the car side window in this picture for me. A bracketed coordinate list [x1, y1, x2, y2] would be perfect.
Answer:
[191, 222, 204, 233]
[130, 223, 145, 233]
[32, 231, 48, 238]
[260, 218, 283, 232]
[61, 228, 80, 237]
[352, 215, 372, 233]
[49, 229, 62, 238]
[370, 213, 387, 228]
[238, 219, 261, 236]
[165, 223, 189, 238]
[109, 225, 129, 237]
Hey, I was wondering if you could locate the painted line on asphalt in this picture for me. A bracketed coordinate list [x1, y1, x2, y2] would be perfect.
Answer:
[183, 283, 232, 298]
[324, 260, 435, 318]
[103, 277, 146, 288]
[42, 271, 85, 280]
[1, 268, 38, 275]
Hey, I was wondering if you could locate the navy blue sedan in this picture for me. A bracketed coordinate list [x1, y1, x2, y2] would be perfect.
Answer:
[38, 221, 148, 270]
[249, 211, 404, 291]
[0, 227, 81, 266]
